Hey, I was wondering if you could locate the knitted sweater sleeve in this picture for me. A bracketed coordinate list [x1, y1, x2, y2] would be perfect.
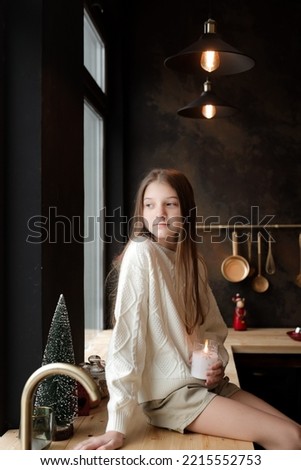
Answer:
[105, 241, 150, 434]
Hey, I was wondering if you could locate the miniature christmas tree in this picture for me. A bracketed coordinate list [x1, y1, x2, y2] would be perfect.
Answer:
[34, 294, 78, 439]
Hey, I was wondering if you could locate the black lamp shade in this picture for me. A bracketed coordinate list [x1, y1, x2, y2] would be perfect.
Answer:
[165, 20, 255, 76]
[177, 85, 238, 119]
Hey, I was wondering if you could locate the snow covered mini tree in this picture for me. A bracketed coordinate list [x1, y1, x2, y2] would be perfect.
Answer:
[34, 294, 78, 440]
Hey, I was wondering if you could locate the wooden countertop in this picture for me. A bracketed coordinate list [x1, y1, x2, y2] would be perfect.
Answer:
[226, 327, 301, 354]
[1, 327, 300, 450]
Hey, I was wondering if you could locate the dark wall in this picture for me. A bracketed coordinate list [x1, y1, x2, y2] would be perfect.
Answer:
[4, 0, 43, 431]
[41, 0, 84, 358]
[0, 0, 6, 437]
[109, 0, 301, 328]
[2, 0, 84, 431]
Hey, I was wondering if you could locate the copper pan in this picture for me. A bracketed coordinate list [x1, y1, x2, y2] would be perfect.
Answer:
[221, 231, 250, 282]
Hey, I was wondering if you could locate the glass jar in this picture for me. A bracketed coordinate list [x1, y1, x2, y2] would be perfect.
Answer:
[88, 355, 109, 398]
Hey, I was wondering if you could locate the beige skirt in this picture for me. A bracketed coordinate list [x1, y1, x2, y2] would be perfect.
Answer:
[142, 377, 240, 433]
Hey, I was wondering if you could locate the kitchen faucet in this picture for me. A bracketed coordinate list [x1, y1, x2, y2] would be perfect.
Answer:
[20, 362, 101, 450]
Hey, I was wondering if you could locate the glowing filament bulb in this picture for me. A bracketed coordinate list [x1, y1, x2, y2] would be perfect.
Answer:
[202, 104, 216, 119]
[200, 50, 220, 72]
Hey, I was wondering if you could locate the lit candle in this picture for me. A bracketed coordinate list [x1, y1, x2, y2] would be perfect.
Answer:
[191, 340, 218, 380]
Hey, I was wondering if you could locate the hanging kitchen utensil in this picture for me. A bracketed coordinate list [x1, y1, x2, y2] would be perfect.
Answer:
[295, 233, 301, 287]
[247, 232, 255, 277]
[221, 231, 250, 282]
[252, 232, 269, 293]
[265, 232, 276, 275]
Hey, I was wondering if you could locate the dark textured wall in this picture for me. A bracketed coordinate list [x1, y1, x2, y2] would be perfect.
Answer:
[111, 0, 301, 327]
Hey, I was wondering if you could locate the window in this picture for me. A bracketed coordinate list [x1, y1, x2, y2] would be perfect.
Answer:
[84, 11, 106, 92]
[84, 101, 104, 331]
[83, 5, 107, 346]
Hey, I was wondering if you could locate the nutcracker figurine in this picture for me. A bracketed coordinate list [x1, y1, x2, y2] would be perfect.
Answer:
[232, 293, 247, 331]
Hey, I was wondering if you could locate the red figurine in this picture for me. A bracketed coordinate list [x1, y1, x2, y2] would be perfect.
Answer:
[232, 293, 247, 331]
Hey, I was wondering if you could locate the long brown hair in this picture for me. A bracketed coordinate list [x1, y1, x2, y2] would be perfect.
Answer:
[107, 168, 208, 333]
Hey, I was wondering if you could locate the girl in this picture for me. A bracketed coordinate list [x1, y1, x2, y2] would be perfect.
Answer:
[75, 168, 301, 450]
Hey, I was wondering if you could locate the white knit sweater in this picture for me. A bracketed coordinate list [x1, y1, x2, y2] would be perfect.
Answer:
[105, 237, 229, 434]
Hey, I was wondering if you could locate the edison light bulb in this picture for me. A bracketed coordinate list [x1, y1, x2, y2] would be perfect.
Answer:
[200, 50, 220, 73]
[202, 104, 216, 119]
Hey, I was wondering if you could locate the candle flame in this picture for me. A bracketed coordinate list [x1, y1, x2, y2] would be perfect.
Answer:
[204, 339, 209, 353]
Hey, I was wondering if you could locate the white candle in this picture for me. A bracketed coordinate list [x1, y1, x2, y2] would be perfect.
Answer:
[191, 340, 218, 380]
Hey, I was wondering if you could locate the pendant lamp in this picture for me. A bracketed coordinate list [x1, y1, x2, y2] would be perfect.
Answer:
[165, 18, 255, 76]
[177, 80, 238, 119]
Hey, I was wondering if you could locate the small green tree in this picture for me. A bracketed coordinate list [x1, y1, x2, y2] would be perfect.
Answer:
[34, 294, 78, 430]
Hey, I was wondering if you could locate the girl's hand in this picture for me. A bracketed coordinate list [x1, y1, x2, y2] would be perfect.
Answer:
[205, 360, 224, 388]
[73, 431, 125, 450]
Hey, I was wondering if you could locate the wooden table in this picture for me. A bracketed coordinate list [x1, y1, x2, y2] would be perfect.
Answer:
[1, 328, 300, 450]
